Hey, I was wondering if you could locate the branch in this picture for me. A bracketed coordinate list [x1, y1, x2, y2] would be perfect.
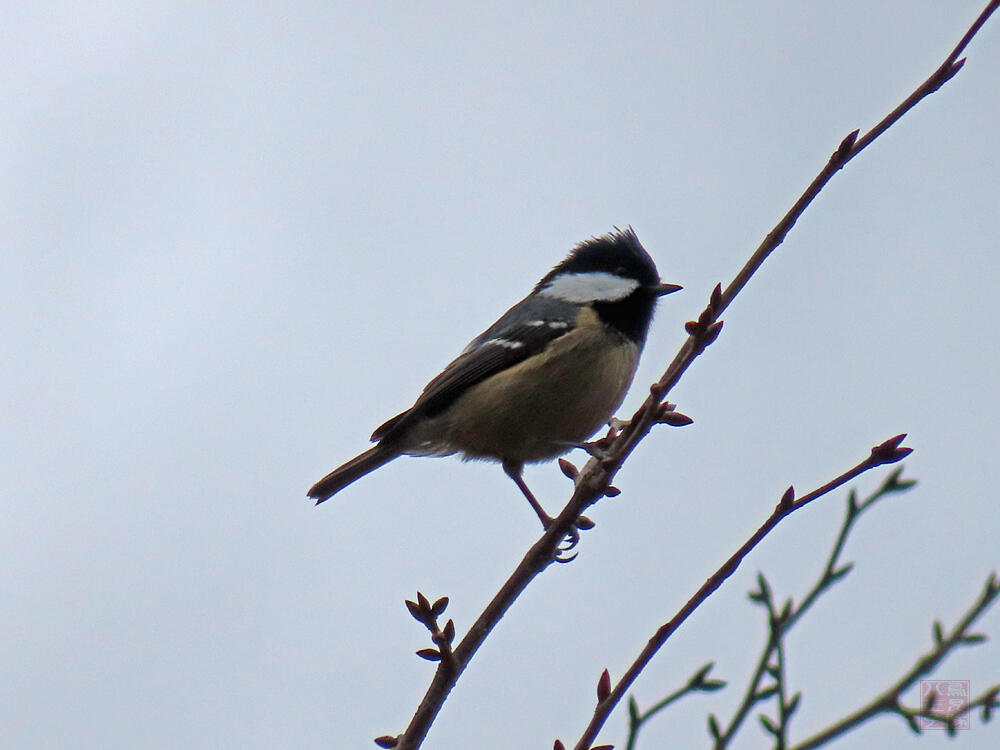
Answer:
[623, 662, 726, 750]
[567, 3, 998, 743]
[570, 437, 912, 750]
[790, 467, 916, 629]
[601, 0, 1000, 478]
[383, 3, 999, 746]
[788, 573, 1000, 750]
[714, 467, 916, 747]
[902, 684, 1000, 737]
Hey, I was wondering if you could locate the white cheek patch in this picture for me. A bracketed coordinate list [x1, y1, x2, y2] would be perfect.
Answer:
[541, 271, 641, 303]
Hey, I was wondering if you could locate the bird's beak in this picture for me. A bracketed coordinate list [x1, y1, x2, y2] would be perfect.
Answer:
[655, 282, 683, 297]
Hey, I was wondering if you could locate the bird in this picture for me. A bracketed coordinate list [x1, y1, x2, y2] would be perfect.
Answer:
[308, 227, 680, 529]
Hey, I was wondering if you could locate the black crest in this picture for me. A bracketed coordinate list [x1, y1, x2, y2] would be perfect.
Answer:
[534, 227, 661, 294]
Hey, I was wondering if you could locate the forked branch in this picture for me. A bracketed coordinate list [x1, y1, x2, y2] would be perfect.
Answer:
[568, 437, 912, 750]
[386, 4, 999, 748]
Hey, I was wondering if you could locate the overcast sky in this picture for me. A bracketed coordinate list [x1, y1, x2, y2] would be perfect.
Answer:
[3, 2, 999, 749]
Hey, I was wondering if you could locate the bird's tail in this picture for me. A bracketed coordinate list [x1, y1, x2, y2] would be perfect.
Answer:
[307, 445, 401, 504]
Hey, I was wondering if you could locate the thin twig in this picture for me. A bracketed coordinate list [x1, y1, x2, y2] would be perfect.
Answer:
[623, 663, 726, 750]
[606, 0, 1000, 475]
[771, 615, 790, 750]
[903, 684, 1000, 736]
[788, 573, 1000, 750]
[567, 4, 998, 745]
[716, 467, 915, 747]
[391, 462, 622, 749]
[571, 437, 911, 750]
[386, 3, 999, 747]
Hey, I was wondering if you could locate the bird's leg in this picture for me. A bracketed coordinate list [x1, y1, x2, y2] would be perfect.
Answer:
[502, 460, 553, 527]
[502, 460, 580, 559]
[577, 438, 614, 460]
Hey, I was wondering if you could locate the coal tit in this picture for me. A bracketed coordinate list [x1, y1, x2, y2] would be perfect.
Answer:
[308, 228, 680, 526]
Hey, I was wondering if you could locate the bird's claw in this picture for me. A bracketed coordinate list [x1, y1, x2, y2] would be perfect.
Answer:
[578, 438, 614, 460]
[551, 514, 596, 562]
[554, 525, 581, 561]
[554, 549, 578, 563]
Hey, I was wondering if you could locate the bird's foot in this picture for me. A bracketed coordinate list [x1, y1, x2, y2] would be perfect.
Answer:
[578, 437, 614, 460]
[541, 513, 595, 563]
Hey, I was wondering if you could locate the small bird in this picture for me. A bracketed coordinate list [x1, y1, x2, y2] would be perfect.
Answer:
[308, 227, 680, 528]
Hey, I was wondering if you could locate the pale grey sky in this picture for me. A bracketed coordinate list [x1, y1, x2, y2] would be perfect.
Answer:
[2, 3, 998, 749]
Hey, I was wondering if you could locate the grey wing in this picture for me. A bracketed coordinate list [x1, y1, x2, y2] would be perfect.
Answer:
[371, 296, 576, 443]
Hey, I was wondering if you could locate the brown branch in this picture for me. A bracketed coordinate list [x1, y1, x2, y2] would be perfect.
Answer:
[570, 436, 912, 750]
[713, 468, 915, 748]
[607, 0, 1000, 475]
[566, 3, 999, 739]
[389, 465, 613, 749]
[386, 3, 999, 747]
